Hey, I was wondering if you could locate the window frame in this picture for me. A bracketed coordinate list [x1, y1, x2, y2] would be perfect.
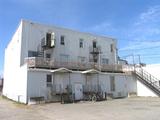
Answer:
[110, 44, 114, 52]
[60, 35, 65, 45]
[46, 53, 51, 59]
[28, 51, 38, 57]
[46, 33, 51, 46]
[78, 56, 86, 63]
[102, 58, 109, 64]
[79, 39, 84, 48]
[46, 74, 52, 87]
[93, 41, 97, 48]
[60, 54, 69, 63]
[110, 76, 115, 91]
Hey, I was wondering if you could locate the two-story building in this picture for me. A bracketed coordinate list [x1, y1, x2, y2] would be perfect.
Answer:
[3, 20, 138, 104]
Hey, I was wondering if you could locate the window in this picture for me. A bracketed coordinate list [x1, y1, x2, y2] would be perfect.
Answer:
[110, 76, 115, 91]
[46, 74, 52, 87]
[60, 35, 65, 45]
[93, 41, 97, 48]
[28, 51, 38, 57]
[46, 53, 51, 59]
[60, 54, 69, 63]
[79, 39, 83, 48]
[78, 56, 86, 63]
[102, 58, 109, 64]
[46, 33, 51, 46]
[110, 44, 114, 52]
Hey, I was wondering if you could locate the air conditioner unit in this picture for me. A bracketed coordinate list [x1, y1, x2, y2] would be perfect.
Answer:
[41, 32, 55, 49]
[51, 32, 55, 47]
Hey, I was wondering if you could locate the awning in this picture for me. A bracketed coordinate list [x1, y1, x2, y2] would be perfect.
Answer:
[51, 68, 72, 73]
[81, 69, 100, 74]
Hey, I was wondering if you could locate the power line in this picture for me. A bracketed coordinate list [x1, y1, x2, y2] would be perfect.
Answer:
[119, 45, 160, 51]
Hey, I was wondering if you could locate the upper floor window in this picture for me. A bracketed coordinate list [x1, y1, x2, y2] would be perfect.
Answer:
[28, 51, 38, 57]
[60, 54, 69, 63]
[93, 41, 97, 48]
[78, 56, 86, 63]
[79, 39, 84, 48]
[46, 53, 51, 59]
[102, 58, 109, 64]
[110, 44, 114, 52]
[60, 35, 65, 45]
[46, 33, 51, 46]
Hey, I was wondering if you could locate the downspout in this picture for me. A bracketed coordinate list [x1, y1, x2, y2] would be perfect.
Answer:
[97, 73, 99, 92]
[69, 72, 71, 86]
[85, 74, 87, 85]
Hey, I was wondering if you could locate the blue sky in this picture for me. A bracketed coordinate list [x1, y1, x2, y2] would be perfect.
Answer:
[1, 0, 160, 76]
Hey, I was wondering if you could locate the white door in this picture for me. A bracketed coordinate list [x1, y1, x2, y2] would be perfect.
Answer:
[75, 84, 83, 100]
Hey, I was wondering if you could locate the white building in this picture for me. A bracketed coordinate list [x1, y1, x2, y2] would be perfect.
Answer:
[3, 20, 159, 104]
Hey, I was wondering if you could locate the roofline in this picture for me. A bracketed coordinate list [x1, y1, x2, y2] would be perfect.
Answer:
[21, 19, 117, 41]
[6, 20, 23, 49]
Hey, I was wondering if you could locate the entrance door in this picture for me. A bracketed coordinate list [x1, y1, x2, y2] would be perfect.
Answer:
[75, 83, 83, 100]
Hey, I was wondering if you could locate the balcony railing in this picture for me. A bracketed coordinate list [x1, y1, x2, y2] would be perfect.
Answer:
[25, 57, 123, 72]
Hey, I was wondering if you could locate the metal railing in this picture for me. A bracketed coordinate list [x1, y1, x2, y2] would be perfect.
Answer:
[134, 67, 160, 95]
[25, 57, 123, 72]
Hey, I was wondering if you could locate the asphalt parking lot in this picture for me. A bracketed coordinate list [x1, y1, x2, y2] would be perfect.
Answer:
[0, 96, 160, 120]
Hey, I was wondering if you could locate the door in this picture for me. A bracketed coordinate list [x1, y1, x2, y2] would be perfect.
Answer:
[75, 83, 83, 100]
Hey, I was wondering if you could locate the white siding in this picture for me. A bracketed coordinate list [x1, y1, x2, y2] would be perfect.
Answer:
[21, 20, 117, 65]
[137, 80, 158, 97]
[27, 70, 50, 100]
[3, 64, 28, 103]
[3, 21, 28, 103]
[3, 19, 140, 104]
[26, 70, 137, 100]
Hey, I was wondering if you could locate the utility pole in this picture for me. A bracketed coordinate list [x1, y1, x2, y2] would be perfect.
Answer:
[98, 53, 101, 71]
[138, 55, 141, 65]
[132, 54, 135, 71]
[132, 54, 135, 65]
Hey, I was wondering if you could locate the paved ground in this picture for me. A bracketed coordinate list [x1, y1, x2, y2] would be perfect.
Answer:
[0, 96, 160, 120]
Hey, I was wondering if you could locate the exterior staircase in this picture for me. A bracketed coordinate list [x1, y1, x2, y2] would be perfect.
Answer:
[133, 67, 160, 96]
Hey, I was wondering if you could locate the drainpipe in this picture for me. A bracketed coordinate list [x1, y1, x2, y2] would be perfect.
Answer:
[69, 72, 71, 89]
[97, 73, 99, 92]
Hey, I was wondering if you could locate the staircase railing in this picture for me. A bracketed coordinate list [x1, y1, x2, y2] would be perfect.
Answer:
[134, 67, 160, 93]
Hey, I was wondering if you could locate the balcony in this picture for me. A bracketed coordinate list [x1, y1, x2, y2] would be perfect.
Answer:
[25, 57, 123, 72]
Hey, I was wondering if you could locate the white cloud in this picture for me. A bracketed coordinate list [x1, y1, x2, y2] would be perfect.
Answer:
[120, 41, 160, 51]
[134, 7, 160, 38]
[135, 5, 160, 25]
[89, 22, 116, 32]
[85, 21, 117, 36]
[120, 5, 160, 52]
